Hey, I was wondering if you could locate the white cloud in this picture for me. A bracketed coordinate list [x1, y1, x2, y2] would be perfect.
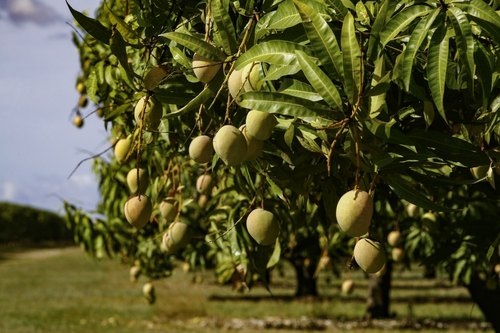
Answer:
[0, 0, 61, 25]
[1, 181, 17, 201]
[69, 173, 96, 188]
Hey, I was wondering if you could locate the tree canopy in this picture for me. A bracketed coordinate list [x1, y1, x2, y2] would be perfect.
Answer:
[65, 0, 500, 303]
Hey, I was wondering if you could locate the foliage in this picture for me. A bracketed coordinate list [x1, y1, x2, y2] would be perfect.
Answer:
[0, 202, 72, 244]
[66, 0, 500, 294]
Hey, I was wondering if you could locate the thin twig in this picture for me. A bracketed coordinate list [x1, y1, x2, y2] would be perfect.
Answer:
[68, 144, 115, 179]
[207, 196, 257, 243]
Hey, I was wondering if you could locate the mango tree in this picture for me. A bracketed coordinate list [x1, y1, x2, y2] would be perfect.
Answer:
[65, 0, 500, 328]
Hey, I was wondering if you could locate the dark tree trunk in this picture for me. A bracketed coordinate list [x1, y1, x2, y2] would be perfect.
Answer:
[290, 258, 318, 297]
[366, 261, 393, 318]
[423, 265, 436, 279]
[465, 274, 500, 332]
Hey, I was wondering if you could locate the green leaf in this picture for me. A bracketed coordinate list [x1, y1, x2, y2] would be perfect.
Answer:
[66, 1, 111, 45]
[456, 0, 500, 44]
[110, 28, 131, 75]
[105, 4, 139, 43]
[341, 12, 361, 105]
[406, 129, 489, 166]
[238, 91, 331, 119]
[266, 238, 281, 268]
[144, 66, 169, 91]
[369, 56, 388, 118]
[86, 70, 98, 102]
[355, 1, 370, 26]
[294, 0, 343, 79]
[165, 76, 222, 119]
[365, 119, 416, 146]
[456, 0, 500, 29]
[104, 102, 132, 121]
[384, 174, 452, 212]
[475, 43, 494, 105]
[296, 51, 343, 110]
[427, 24, 449, 123]
[267, 0, 302, 30]
[448, 7, 476, 92]
[160, 32, 226, 61]
[264, 64, 301, 81]
[379, 5, 432, 48]
[367, 0, 396, 59]
[170, 45, 192, 69]
[279, 79, 323, 101]
[211, 0, 238, 55]
[234, 41, 310, 69]
[402, 9, 440, 91]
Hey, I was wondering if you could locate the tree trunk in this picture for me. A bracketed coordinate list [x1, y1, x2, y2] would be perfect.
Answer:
[290, 258, 318, 297]
[366, 261, 393, 318]
[465, 274, 500, 332]
[423, 265, 436, 279]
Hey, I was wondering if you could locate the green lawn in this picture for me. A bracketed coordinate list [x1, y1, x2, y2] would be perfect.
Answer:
[0, 247, 492, 333]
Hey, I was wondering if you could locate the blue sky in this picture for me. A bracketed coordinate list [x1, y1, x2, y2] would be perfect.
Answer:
[0, 0, 106, 213]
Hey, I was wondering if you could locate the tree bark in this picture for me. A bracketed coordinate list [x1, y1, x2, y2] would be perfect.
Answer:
[423, 265, 436, 279]
[465, 274, 500, 332]
[290, 257, 318, 297]
[366, 260, 393, 318]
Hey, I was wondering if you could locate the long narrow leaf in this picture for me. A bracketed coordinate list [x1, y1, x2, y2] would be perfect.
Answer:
[267, 0, 302, 30]
[211, 0, 238, 55]
[279, 79, 323, 101]
[402, 9, 440, 91]
[105, 4, 139, 43]
[379, 5, 432, 48]
[161, 32, 226, 61]
[456, 0, 500, 28]
[67, 1, 111, 45]
[384, 174, 453, 212]
[296, 51, 343, 110]
[367, 0, 396, 59]
[341, 12, 361, 105]
[448, 7, 475, 92]
[234, 41, 310, 69]
[426, 24, 449, 123]
[238, 91, 331, 119]
[369, 56, 388, 118]
[294, 0, 343, 79]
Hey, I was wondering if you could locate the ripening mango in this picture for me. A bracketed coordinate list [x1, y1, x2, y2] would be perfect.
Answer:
[246, 208, 280, 246]
[336, 190, 373, 237]
[353, 238, 386, 274]
[213, 125, 247, 166]
[162, 222, 193, 253]
[341, 279, 354, 295]
[159, 197, 178, 223]
[241, 62, 264, 92]
[196, 174, 213, 194]
[228, 68, 243, 99]
[114, 136, 132, 163]
[192, 53, 221, 83]
[126, 168, 149, 194]
[73, 115, 84, 128]
[124, 195, 152, 229]
[391, 247, 405, 262]
[239, 125, 264, 161]
[387, 230, 402, 247]
[245, 110, 277, 141]
[189, 135, 214, 164]
[134, 96, 163, 130]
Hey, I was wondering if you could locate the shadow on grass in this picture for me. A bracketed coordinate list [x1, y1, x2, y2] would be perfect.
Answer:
[208, 294, 474, 304]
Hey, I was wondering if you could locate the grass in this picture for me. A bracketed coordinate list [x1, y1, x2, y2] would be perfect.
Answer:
[0, 246, 492, 333]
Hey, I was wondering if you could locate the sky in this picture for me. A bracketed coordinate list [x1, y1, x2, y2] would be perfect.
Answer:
[0, 0, 106, 213]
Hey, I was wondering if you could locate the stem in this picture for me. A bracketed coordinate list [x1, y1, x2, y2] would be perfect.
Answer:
[207, 16, 256, 111]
